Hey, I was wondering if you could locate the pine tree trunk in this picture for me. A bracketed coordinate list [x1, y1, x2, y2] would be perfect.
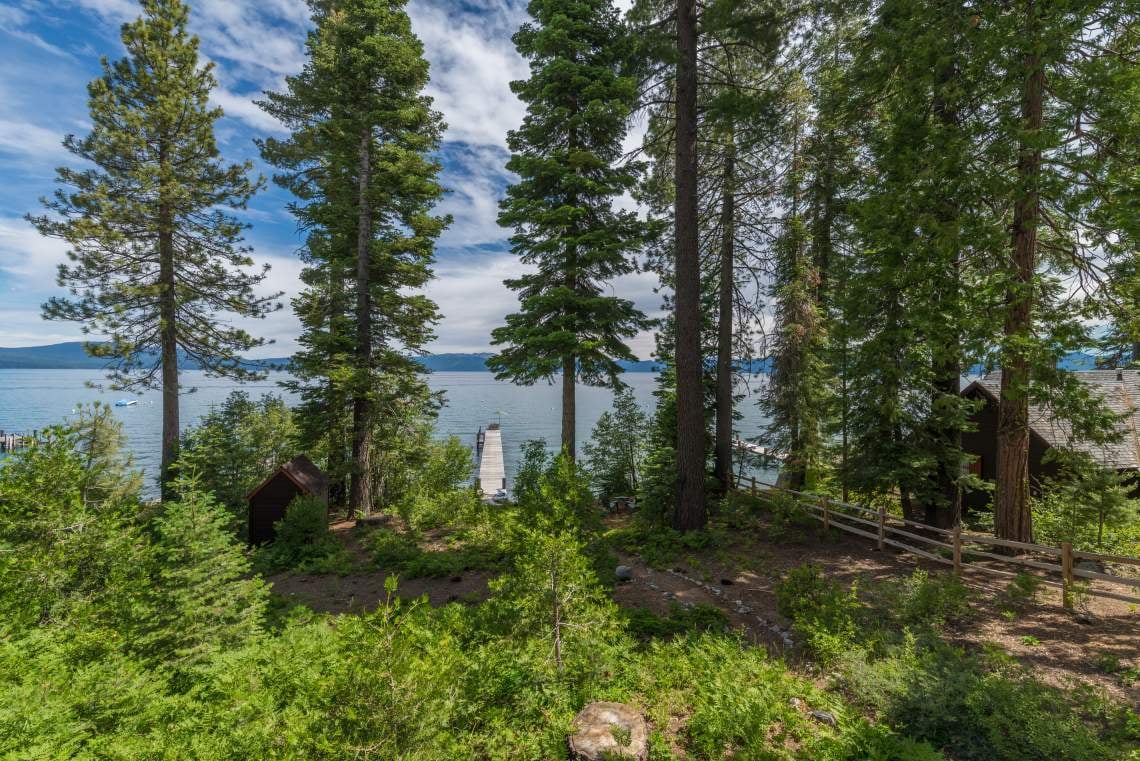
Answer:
[350, 128, 374, 517]
[927, 60, 963, 529]
[996, 5, 1042, 544]
[714, 140, 735, 495]
[562, 354, 576, 459]
[1132, 340, 1140, 366]
[673, 0, 706, 531]
[327, 262, 348, 512]
[158, 202, 179, 501]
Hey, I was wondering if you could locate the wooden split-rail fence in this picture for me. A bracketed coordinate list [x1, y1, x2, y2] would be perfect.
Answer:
[734, 475, 1140, 609]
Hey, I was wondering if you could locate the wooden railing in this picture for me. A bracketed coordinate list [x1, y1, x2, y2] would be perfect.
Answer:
[735, 476, 1140, 609]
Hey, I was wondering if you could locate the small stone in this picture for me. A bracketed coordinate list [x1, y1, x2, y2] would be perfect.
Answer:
[665, 592, 677, 600]
[568, 701, 648, 761]
[789, 697, 808, 713]
[810, 710, 838, 727]
[615, 565, 634, 582]
[1074, 610, 1095, 625]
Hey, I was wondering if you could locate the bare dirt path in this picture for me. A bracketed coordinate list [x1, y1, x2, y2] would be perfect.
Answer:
[606, 515, 1139, 707]
[263, 513, 1137, 705]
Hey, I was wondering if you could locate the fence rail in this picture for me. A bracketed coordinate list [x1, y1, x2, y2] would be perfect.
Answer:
[735, 475, 1140, 608]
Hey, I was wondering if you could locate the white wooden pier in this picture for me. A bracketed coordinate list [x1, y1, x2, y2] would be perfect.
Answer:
[476, 423, 506, 498]
[734, 438, 786, 461]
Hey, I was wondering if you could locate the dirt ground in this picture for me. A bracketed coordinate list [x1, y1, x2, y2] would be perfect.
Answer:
[266, 513, 1139, 707]
[606, 514, 1139, 708]
[267, 519, 493, 613]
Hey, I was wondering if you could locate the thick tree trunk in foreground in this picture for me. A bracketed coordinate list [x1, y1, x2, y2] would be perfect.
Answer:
[996, 10, 1042, 544]
[562, 354, 576, 459]
[673, 0, 706, 531]
[158, 201, 179, 501]
[713, 141, 736, 495]
[926, 61, 963, 530]
[350, 129, 374, 517]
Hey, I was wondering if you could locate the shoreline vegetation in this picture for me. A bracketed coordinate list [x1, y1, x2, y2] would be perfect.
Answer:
[3, 0, 1138, 758]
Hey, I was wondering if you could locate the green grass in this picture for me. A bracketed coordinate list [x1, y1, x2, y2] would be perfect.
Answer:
[365, 525, 512, 578]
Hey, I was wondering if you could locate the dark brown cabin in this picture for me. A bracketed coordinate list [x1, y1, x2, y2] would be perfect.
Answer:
[246, 454, 329, 544]
[961, 370, 1140, 512]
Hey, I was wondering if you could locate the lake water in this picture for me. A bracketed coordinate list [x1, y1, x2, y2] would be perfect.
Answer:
[0, 369, 773, 492]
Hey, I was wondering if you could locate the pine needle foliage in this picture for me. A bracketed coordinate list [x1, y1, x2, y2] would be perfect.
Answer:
[490, 0, 652, 458]
[28, 0, 280, 492]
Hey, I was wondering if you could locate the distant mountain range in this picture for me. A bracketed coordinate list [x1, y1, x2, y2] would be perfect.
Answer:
[0, 343, 668, 372]
[0, 342, 1105, 374]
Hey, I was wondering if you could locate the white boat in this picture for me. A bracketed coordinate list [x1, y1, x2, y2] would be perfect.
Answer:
[114, 399, 137, 407]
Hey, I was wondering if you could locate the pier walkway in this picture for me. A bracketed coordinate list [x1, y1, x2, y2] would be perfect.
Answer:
[476, 423, 506, 498]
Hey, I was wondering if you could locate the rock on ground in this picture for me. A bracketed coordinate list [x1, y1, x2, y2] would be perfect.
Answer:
[568, 701, 648, 761]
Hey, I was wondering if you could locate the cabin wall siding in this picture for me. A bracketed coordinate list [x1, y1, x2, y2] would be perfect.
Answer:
[963, 392, 1084, 513]
[248, 474, 302, 544]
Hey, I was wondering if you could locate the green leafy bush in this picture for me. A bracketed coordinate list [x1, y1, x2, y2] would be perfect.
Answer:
[367, 526, 511, 577]
[890, 569, 972, 628]
[776, 564, 860, 663]
[255, 495, 353, 574]
[176, 391, 298, 530]
[624, 603, 730, 639]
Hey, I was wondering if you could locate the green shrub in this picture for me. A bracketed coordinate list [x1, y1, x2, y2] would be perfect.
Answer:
[891, 569, 972, 628]
[176, 392, 298, 530]
[776, 564, 860, 663]
[606, 524, 721, 569]
[255, 495, 352, 574]
[624, 603, 730, 639]
[1003, 572, 1042, 614]
[761, 489, 818, 540]
[367, 526, 511, 577]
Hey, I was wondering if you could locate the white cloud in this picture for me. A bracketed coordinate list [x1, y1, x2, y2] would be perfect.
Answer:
[210, 86, 286, 134]
[409, 0, 528, 149]
[0, 308, 86, 346]
[424, 253, 664, 358]
[0, 5, 75, 59]
[0, 119, 66, 162]
[0, 216, 69, 284]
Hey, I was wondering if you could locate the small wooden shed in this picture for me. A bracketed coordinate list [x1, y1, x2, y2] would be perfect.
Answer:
[246, 454, 329, 544]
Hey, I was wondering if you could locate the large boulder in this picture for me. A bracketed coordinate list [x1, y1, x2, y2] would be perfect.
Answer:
[568, 701, 648, 761]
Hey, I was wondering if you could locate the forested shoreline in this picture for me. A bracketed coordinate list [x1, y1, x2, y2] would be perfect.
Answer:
[2, 0, 1138, 758]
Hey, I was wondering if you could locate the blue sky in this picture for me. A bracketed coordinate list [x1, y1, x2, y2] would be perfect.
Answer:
[0, 0, 657, 356]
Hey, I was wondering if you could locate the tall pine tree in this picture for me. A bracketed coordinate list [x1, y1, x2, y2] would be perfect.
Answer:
[30, 0, 277, 496]
[260, 0, 448, 515]
[489, 0, 650, 460]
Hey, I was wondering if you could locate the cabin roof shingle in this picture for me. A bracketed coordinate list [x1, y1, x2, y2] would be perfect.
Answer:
[964, 370, 1140, 471]
[246, 454, 329, 502]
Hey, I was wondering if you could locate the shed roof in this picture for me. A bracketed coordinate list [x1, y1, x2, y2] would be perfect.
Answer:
[246, 454, 329, 502]
[963, 370, 1140, 471]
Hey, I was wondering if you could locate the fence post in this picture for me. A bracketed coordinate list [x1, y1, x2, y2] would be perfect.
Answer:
[876, 506, 885, 551]
[820, 496, 830, 532]
[750, 475, 757, 497]
[952, 524, 962, 576]
[1061, 541, 1074, 610]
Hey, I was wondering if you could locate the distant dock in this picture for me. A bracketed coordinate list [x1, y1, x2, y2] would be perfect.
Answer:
[734, 438, 786, 462]
[0, 430, 35, 453]
[475, 423, 506, 498]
